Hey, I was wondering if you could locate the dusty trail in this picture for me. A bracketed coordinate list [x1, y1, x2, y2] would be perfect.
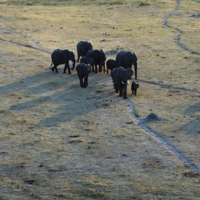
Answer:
[127, 99, 200, 176]
[0, 27, 51, 54]
[133, 0, 200, 177]
[163, 0, 200, 56]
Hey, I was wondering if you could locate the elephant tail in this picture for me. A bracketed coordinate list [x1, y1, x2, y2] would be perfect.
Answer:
[49, 62, 53, 69]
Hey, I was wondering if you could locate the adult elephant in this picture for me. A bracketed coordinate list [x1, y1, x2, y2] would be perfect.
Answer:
[111, 67, 133, 99]
[86, 49, 106, 73]
[76, 63, 91, 88]
[50, 49, 75, 74]
[116, 51, 138, 80]
[77, 41, 93, 62]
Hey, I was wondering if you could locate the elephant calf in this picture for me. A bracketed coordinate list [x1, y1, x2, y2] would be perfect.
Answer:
[131, 81, 139, 96]
[106, 59, 117, 74]
[76, 63, 91, 88]
[80, 56, 94, 66]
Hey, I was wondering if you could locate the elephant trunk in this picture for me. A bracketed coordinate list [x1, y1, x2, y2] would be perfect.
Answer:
[71, 60, 76, 70]
[134, 65, 137, 80]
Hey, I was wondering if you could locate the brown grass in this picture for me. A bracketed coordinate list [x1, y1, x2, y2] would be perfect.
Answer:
[0, 0, 200, 199]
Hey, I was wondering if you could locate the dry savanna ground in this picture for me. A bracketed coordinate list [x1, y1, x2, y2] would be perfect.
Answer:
[0, 0, 200, 199]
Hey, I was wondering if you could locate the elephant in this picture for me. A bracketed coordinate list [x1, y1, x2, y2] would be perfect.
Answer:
[77, 41, 93, 62]
[126, 68, 133, 80]
[131, 81, 139, 96]
[116, 51, 138, 80]
[111, 66, 132, 99]
[76, 63, 91, 88]
[50, 49, 75, 74]
[86, 49, 106, 73]
[106, 59, 117, 74]
[80, 56, 94, 66]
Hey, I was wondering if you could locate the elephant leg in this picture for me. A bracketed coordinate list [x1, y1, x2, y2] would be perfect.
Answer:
[84, 76, 88, 87]
[115, 84, 119, 93]
[95, 64, 98, 73]
[107, 68, 109, 74]
[91, 65, 94, 72]
[119, 85, 123, 97]
[123, 85, 127, 99]
[77, 53, 80, 62]
[64, 63, 71, 75]
[51, 66, 55, 72]
[78, 74, 84, 87]
[80, 79, 84, 88]
[55, 66, 58, 73]
[63, 64, 67, 74]
[68, 64, 72, 75]
[103, 65, 106, 73]
[99, 64, 102, 73]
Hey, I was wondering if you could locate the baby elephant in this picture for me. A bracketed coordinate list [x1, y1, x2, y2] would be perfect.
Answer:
[106, 59, 117, 74]
[131, 81, 139, 96]
[76, 63, 91, 88]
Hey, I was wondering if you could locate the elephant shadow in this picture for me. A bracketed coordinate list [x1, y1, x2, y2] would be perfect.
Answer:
[2, 69, 122, 128]
[176, 101, 200, 135]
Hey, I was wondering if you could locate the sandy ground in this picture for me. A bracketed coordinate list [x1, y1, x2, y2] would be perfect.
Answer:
[0, 0, 200, 199]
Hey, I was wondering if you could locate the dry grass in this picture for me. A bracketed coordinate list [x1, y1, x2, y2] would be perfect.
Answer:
[0, 0, 200, 199]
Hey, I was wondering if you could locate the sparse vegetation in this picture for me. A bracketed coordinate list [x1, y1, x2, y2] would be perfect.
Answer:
[0, 0, 200, 199]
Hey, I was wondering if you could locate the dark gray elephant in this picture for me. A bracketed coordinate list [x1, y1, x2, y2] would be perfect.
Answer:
[50, 49, 75, 74]
[106, 59, 117, 74]
[86, 49, 106, 73]
[126, 68, 133, 80]
[77, 41, 93, 62]
[76, 63, 91, 88]
[131, 81, 139, 96]
[111, 66, 132, 99]
[80, 56, 94, 66]
[116, 51, 138, 80]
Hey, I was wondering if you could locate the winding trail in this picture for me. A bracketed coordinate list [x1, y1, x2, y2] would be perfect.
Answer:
[163, 0, 200, 56]
[132, 0, 200, 177]
[127, 99, 200, 176]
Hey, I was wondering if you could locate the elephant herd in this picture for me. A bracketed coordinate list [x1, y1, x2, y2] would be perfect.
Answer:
[50, 41, 139, 99]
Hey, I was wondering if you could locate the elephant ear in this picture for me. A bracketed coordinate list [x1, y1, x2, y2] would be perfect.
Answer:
[126, 68, 133, 79]
[133, 52, 137, 59]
